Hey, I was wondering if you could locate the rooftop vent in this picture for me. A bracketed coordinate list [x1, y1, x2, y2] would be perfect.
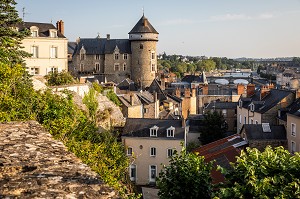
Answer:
[262, 123, 271, 133]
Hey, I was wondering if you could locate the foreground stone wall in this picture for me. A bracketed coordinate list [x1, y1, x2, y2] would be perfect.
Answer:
[0, 121, 117, 198]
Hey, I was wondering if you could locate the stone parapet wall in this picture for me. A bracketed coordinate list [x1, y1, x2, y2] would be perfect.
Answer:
[0, 121, 117, 198]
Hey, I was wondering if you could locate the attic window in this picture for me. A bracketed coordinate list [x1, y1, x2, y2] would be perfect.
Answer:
[31, 30, 38, 37]
[167, 126, 175, 137]
[150, 125, 158, 137]
[250, 103, 255, 112]
[262, 123, 271, 132]
[30, 26, 39, 37]
[50, 30, 57, 38]
[238, 99, 243, 108]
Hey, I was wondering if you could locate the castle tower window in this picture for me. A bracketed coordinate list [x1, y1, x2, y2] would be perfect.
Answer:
[114, 53, 119, 60]
[114, 63, 120, 71]
[140, 44, 143, 49]
[151, 64, 156, 72]
[151, 52, 155, 59]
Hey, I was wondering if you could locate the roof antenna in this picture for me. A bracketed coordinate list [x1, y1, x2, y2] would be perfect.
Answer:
[142, 7, 144, 16]
[22, 7, 29, 21]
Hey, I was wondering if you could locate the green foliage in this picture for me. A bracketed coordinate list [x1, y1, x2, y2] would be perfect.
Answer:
[92, 82, 104, 93]
[106, 90, 122, 107]
[197, 59, 216, 72]
[0, 62, 37, 121]
[45, 70, 76, 86]
[199, 111, 227, 145]
[83, 88, 98, 121]
[0, 0, 30, 65]
[215, 146, 300, 199]
[157, 148, 213, 199]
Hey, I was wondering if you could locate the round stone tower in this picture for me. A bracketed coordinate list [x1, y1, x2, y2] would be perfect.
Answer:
[129, 14, 159, 88]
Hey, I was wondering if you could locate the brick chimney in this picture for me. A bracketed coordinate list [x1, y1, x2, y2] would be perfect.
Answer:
[237, 84, 244, 95]
[268, 83, 275, 89]
[184, 88, 191, 98]
[247, 84, 255, 97]
[260, 85, 270, 100]
[56, 20, 64, 35]
[202, 84, 208, 95]
[175, 87, 181, 98]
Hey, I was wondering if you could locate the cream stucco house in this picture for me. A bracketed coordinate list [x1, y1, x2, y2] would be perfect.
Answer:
[17, 20, 68, 76]
[122, 118, 187, 185]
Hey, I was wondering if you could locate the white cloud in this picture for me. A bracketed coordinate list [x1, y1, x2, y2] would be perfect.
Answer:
[158, 19, 196, 26]
[210, 14, 252, 21]
[258, 13, 274, 19]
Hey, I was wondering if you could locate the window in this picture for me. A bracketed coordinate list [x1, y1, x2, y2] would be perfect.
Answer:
[80, 53, 85, 60]
[167, 148, 174, 157]
[50, 47, 58, 58]
[50, 31, 57, 38]
[31, 30, 38, 37]
[292, 123, 296, 137]
[114, 53, 119, 60]
[244, 116, 247, 124]
[151, 64, 156, 72]
[250, 103, 255, 112]
[250, 119, 253, 124]
[50, 67, 58, 73]
[140, 44, 143, 49]
[150, 147, 156, 156]
[222, 109, 227, 117]
[123, 63, 126, 71]
[31, 46, 38, 58]
[151, 52, 155, 60]
[144, 108, 149, 113]
[150, 126, 158, 137]
[149, 165, 157, 182]
[114, 63, 120, 71]
[29, 67, 39, 75]
[130, 165, 136, 181]
[292, 141, 296, 154]
[80, 63, 84, 72]
[95, 63, 100, 71]
[238, 100, 243, 108]
[239, 114, 241, 124]
[167, 126, 175, 137]
[95, 54, 100, 60]
[123, 53, 128, 60]
[127, 147, 133, 156]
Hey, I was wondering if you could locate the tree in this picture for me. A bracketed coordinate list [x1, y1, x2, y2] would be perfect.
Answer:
[0, 0, 30, 65]
[45, 70, 76, 86]
[215, 146, 300, 199]
[83, 87, 98, 121]
[197, 59, 216, 72]
[199, 111, 227, 145]
[157, 148, 213, 199]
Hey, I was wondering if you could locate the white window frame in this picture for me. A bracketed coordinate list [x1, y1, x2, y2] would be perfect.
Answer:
[95, 63, 100, 71]
[31, 30, 38, 37]
[244, 116, 247, 124]
[150, 125, 158, 137]
[222, 109, 227, 117]
[291, 141, 296, 154]
[95, 54, 100, 60]
[292, 123, 296, 137]
[167, 148, 174, 158]
[149, 165, 157, 182]
[239, 114, 241, 124]
[127, 147, 133, 156]
[50, 30, 57, 38]
[123, 53, 128, 60]
[114, 53, 119, 60]
[31, 46, 38, 58]
[50, 46, 58, 58]
[150, 147, 156, 157]
[114, 63, 120, 71]
[250, 103, 255, 112]
[167, 126, 175, 137]
[151, 52, 155, 60]
[129, 164, 137, 182]
[238, 99, 243, 108]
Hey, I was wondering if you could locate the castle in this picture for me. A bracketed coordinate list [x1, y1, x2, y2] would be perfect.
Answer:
[70, 14, 159, 88]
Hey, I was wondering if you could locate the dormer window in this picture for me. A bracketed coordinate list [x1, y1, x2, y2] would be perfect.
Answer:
[30, 26, 39, 37]
[150, 125, 158, 137]
[238, 99, 243, 108]
[49, 29, 57, 38]
[167, 126, 175, 137]
[250, 103, 255, 112]
[80, 46, 86, 60]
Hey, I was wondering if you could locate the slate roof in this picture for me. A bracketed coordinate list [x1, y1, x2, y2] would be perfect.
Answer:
[279, 98, 300, 121]
[206, 102, 238, 110]
[118, 93, 141, 107]
[242, 124, 286, 140]
[74, 38, 131, 55]
[117, 78, 137, 91]
[129, 15, 158, 34]
[193, 134, 247, 183]
[18, 22, 66, 38]
[68, 42, 77, 55]
[240, 89, 294, 114]
[137, 91, 155, 104]
[147, 79, 168, 101]
[122, 118, 185, 139]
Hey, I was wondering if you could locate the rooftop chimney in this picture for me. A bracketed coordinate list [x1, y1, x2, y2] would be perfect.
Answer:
[106, 34, 110, 40]
[247, 84, 255, 97]
[56, 20, 64, 35]
[260, 85, 270, 100]
[268, 83, 275, 89]
[184, 88, 191, 98]
[237, 84, 244, 95]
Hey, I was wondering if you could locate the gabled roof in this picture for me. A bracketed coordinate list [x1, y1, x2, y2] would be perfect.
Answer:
[118, 93, 141, 107]
[129, 15, 158, 34]
[242, 124, 286, 140]
[17, 22, 66, 38]
[240, 89, 294, 113]
[74, 38, 131, 55]
[280, 98, 300, 120]
[117, 78, 137, 91]
[137, 91, 155, 104]
[147, 79, 167, 101]
[122, 118, 184, 139]
[193, 134, 247, 183]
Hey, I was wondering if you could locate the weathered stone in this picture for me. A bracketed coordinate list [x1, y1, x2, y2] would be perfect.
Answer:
[0, 121, 119, 198]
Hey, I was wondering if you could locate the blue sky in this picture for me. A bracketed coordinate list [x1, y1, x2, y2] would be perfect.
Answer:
[16, 0, 300, 58]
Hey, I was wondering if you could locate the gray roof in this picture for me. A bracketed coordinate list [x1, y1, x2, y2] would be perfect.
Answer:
[68, 42, 77, 55]
[129, 15, 158, 34]
[74, 38, 131, 55]
[243, 124, 286, 140]
[118, 93, 141, 107]
[279, 98, 300, 121]
[18, 22, 66, 38]
[122, 118, 185, 139]
[240, 89, 294, 113]
[206, 102, 238, 110]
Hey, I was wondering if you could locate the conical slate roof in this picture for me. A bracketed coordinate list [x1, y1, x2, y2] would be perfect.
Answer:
[129, 15, 158, 34]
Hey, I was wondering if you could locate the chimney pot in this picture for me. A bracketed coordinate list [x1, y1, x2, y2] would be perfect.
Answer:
[107, 34, 110, 40]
